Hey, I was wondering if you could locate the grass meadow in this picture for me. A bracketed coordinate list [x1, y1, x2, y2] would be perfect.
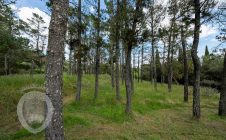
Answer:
[0, 74, 226, 140]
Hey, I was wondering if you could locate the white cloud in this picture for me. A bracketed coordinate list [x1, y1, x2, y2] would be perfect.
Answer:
[89, 6, 95, 13]
[200, 25, 217, 38]
[17, 7, 50, 35]
[17, 7, 51, 52]
[10, 4, 17, 11]
[161, 15, 170, 27]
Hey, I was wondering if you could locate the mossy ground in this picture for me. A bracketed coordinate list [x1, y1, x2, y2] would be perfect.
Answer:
[0, 74, 225, 140]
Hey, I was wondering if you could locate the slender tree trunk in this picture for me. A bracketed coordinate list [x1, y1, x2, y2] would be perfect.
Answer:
[4, 54, 8, 75]
[94, 0, 101, 100]
[125, 44, 132, 114]
[68, 47, 72, 75]
[150, 59, 153, 83]
[169, 26, 175, 91]
[191, 0, 201, 119]
[76, 0, 82, 102]
[167, 30, 172, 92]
[45, 0, 68, 139]
[219, 51, 226, 116]
[110, 45, 115, 88]
[121, 46, 125, 84]
[162, 42, 166, 83]
[141, 45, 144, 82]
[181, 26, 189, 102]
[115, 0, 120, 100]
[31, 60, 34, 79]
[151, 6, 157, 90]
[129, 55, 134, 94]
[138, 50, 140, 83]
[131, 53, 134, 94]
[133, 52, 135, 80]
[124, 0, 142, 113]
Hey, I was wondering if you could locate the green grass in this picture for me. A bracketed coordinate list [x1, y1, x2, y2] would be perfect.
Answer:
[0, 74, 226, 140]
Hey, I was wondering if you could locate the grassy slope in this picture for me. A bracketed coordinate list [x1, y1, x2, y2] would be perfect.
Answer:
[0, 74, 226, 140]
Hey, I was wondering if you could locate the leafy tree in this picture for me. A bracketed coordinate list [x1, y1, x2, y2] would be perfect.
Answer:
[0, 0, 33, 75]
[25, 13, 47, 72]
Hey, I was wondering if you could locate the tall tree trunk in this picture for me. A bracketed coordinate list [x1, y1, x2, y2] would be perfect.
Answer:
[181, 26, 189, 102]
[162, 42, 166, 83]
[94, 0, 101, 100]
[115, 0, 120, 100]
[141, 45, 144, 82]
[150, 59, 153, 83]
[131, 53, 134, 94]
[169, 25, 175, 91]
[125, 44, 132, 114]
[110, 45, 115, 88]
[121, 46, 125, 84]
[45, 0, 68, 139]
[129, 55, 134, 94]
[151, 5, 157, 90]
[76, 0, 82, 102]
[219, 51, 226, 116]
[191, 0, 201, 119]
[138, 50, 140, 83]
[124, 0, 141, 114]
[167, 33, 172, 92]
[31, 60, 34, 79]
[4, 54, 8, 75]
[133, 52, 135, 80]
[167, 29, 172, 92]
[68, 47, 72, 75]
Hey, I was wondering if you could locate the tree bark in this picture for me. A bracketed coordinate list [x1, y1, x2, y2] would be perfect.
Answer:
[45, 0, 68, 139]
[167, 28, 172, 92]
[219, 51, 226, 116]
[94, 0, 101, 100]
[138, 50, 140, 83]
[162, 42, 166, 83]
[31, 60, 34, 79]
[133, 52, 135, 80]
[4, 54, 8, 75]
[125, 44, 132, 114]
[151, 5, 157, 90]
[124, 0, 141, 114]
[131, 53, 134, 94]
[115, 0, 120, 100]
[76, 0, 82, 102]
[121, 46, 125, 84]
[141, 45, 144, 82]
[191, 0, 201, 119]
[68, 47, 72, 75]
[110, 45, 115, 88]
[181, 26, 189, 102]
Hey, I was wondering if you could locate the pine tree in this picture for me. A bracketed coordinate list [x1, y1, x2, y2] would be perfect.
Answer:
[94, 0, 101, 100]
[205, 45, 209, 56]
[45, 0, 69, 139]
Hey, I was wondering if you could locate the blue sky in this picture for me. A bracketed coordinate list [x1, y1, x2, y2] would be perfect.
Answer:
[14, 0, 223, 57]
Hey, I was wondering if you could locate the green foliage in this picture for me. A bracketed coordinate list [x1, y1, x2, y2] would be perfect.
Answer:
[205, 45, 210, 56]
[201, 54, 224, 87]
[0, 1, 35, 75]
